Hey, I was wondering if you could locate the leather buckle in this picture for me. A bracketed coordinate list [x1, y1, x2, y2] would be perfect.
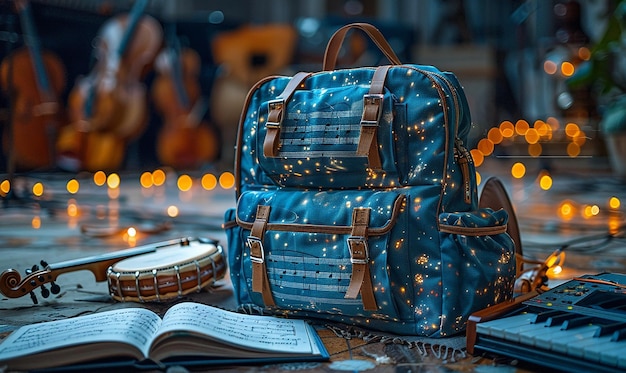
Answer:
[347, 236, 369, 264]
[361, 94, 384, 125]
[267, 99, 284, 127]
[247, 236, 265, 264]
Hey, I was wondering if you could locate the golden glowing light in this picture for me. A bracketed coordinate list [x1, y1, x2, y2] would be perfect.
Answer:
[177, 174, 193, 191]
[511, 162, 526, 179]
[543, 60, 558, 75]
[567, 142, 581, 157]
[609, 196, 621, 210]
[546, 250, 566, 269]
[539, 174, 552, 190]
[152, 169, 166, 186]
[515, 120, 529, 136]
[219, 172, 236, 189]
[546, 117, 560, 132]
[560, 61, 575, 76]
[140, 172, 153, 188]
[534, 120, 549, 137]
[524, 128, 540, 144]
[201, 173, 218, 190]
[107, 187, 120, 199]
[572, 131, 586, 146]
[127, 227, 137, 237]
[475, 171, 481, 186]
[477, 138, 494, 156]
[558, 200, 575, 220]
[0, 179, 10, 195]
[528, 143, 542, 157]
[609, 214, 621, 235]
[107, 173, 120, 189]
[583, 205, 600, 219]
[487, 127, 503, 145]
[66, 179, 79, 194]
[93, 171, 106, 186]
[32, 216, 41, 229]
[564, 122, 580, 138]
[499, 120, 515, 138]
[32, 182, 44, 197]
[67, 203, 78, 217]
[470, 148, 484, 167]
[548, 265, 563, 276]
[167, 205, 179, 217]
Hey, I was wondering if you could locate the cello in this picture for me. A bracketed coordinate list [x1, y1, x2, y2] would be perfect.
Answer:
[0, 0, 66, 171]
[57, 0, 162, 172]
[152, 29, 219, 170]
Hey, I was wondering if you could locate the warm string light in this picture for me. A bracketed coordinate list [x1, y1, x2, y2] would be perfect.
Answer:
[0, 168, 236, 242]
[471, 117, 622, 236]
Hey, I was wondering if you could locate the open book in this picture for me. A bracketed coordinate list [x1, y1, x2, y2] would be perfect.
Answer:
[0, 302, 329, 371]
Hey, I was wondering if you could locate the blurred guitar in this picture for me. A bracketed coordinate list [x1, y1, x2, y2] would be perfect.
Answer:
[0, 0, 66, 171]
[209, 24, 297, 170]
[152, 28, 219, 170]
[57, 0, 162, 171]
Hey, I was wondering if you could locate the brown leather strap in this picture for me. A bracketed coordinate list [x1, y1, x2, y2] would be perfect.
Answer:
[263, 72, 310, 157]
[356, 66, 389, 171]
[323, 23, 402, 71]
[478, 177, 523, 276]
[345, 208, 377, 311]
[248, 205, 275, 306]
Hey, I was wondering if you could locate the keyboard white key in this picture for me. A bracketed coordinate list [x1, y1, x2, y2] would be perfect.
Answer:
[599, 342, 626, 368]
[550, 324, 598, 354]
[475, 313, 533, 339]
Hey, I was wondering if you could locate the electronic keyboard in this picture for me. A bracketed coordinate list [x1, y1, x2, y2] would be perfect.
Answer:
[467, 273, 626, 373]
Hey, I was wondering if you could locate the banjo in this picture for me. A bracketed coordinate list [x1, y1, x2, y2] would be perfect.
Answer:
[107, 238, 225, 302]
[0, 237, 225, 304]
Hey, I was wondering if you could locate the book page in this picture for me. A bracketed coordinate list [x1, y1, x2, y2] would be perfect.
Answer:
[156, 302, 314, 354]
[0, 308, 161, 361]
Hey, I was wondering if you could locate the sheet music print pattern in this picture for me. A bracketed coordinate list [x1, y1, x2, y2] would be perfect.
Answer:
[158, 303, 313, 354]
[0, 308, 160, 358]
[266, 254, 360, 307]
[279, 92, 363, 158]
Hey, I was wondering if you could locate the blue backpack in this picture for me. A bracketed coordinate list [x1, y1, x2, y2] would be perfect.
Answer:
[224, 23, 516, 337]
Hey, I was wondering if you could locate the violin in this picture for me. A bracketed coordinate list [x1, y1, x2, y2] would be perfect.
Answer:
[58, 0, 162, 171]
[152, 31, 219, 170]
[0, 0, 66, 171]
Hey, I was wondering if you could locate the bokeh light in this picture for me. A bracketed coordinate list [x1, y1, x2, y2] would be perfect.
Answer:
[66, 179, 80, 194]
[219, 172, 236, 189]
[202, 173, 218, 190]
[32, 182, 44, 197]
[93, 171, 106, 186]
[177, 174, 193, 192]
[511, 162, 526, 179]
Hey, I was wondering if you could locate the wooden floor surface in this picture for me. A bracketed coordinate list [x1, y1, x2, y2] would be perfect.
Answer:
[1, 157, 625, 372]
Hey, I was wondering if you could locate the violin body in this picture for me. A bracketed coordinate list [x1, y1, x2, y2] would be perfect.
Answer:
[152, 47, 219, 170]
[0, 1, 66, 171]
[59, 9, 162, 171]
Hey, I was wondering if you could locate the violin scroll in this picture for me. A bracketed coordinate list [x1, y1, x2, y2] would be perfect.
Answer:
[0, 263, 59, 304]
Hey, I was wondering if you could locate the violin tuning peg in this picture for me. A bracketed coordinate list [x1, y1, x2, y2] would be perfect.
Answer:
[50, 282, 60, 294]
[29, 291, 38, 304]
[40, 260, 49, 267]
[40, 285, 50, 298]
